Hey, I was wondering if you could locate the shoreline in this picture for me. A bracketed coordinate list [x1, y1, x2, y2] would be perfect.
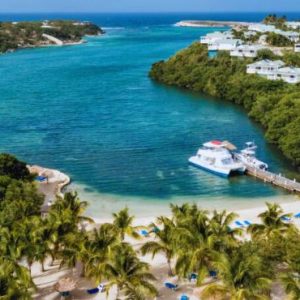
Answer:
[27, 165, 71, 209]
[0, 33, 104, 55]
[175, 20, 256, 28]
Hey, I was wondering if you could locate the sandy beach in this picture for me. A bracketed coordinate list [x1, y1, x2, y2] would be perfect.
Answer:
[32, 183, 300, 299]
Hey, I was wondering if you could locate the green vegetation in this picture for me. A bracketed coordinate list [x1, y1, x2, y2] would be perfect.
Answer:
[1, 154, 300, 299]
[149, 43, 300, 167]
[0, 20, 104, 53]
[266, 32, 293, 47]
[263, 14, 287, 29]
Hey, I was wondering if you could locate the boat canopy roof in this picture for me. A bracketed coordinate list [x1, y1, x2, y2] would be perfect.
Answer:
[203, 140, 237, 151]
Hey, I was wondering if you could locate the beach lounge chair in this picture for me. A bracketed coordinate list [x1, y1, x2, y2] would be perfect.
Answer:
[281, 216, 291, 222]
[244, 220, 252, 226]
[180, 295, 189, 300]
[140, 230, 149, 237]
[87, 284, 105, 294]
[189, 273, 197, 282]
[60, 291, 70, 297]
[295, 213, 300, 218]
[151, 226, 160, 233]
[164, 282, 178, 290]
[209, 270, 217, 278]
[235, 221, 244, 227]
[36, 175, 47, 182]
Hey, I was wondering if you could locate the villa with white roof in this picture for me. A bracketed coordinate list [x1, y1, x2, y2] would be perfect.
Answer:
[286, 21, 300, 30]
[275, 30, 300, 42]
[208, 39, 242, 51]
[200, 31, 233, 44]
[248, 24, 276, 33]
[269, 67, 300, 84]
[247, 60, 285, 77]
[230, 44, 265, 58]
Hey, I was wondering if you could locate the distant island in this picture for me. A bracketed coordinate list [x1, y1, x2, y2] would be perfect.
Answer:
[0, 20, 104, 53]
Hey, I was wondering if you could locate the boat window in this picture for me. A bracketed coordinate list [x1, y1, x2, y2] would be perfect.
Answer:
[221, 158, 233, 165]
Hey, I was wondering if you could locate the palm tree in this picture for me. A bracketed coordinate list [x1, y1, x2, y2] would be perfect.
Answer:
[0, 257, 35, 299]
[112, 207, 140, 240]
[209, 210, 242, 251]
[53, 192, 94, 226]
[281, 273, 300, 300]
[201, 243, 272, 300]
[84, 223, 120, 280]
[141, 216, 177, 276]
[105, 244, 157, 299]
[248, 203, 292, 239]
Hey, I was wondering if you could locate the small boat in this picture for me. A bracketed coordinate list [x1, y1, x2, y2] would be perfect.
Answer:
[189, 140, 246, 177]
[235, 142, 268, 170]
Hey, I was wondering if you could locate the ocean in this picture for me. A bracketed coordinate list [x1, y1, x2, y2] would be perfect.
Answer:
[0, 13, 299, 217]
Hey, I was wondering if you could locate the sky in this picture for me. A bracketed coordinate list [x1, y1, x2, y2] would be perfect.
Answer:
[0, 0, 299, 13]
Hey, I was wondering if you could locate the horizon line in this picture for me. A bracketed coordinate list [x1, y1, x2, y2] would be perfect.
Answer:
[0, 11, 299, 14]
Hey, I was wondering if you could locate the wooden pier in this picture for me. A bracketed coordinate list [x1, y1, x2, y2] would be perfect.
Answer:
[245, 164, 300, 194]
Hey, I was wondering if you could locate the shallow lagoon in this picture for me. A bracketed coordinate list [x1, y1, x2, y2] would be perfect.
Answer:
[0, 14, 298, 217]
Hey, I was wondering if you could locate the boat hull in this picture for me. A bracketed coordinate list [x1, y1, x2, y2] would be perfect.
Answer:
[189, 156, 245, 178]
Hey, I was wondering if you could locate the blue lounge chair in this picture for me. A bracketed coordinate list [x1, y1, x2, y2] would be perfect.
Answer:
[140, 230, 149, 237]
[295, 213, 300, 218]
[180, 295, 189, 300]
[281, 216, 291, 222]
[244, 220, 252, 226]
[209, 270, 217, 278]
[189, 273, 197, 281]
[36, 175, 47, 182]
[60, 291, 70, 297]
[235, 221, 244, 227]
[165, 282, 178, 290]
[151, 226, 160, 233]
[87, 284, 105, 294]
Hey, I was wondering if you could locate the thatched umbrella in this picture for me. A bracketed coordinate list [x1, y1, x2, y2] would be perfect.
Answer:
[55, 277, 77, 299]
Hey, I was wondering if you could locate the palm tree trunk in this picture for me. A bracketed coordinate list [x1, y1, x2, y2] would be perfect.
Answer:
[41, 259, 45, 272]
[167, 258, 173, 276]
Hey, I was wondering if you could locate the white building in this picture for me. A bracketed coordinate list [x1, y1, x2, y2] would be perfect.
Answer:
[230, 44, 265, 58]
[248, 24, 276, 33]
[286, 22, 300, 30]
[246, 60, 285, 76]
[270, 67, 300, 84]
[200, 31, 233, 44]
[295, 44, 300, 53]
[275, 30, 300, 42]
[208, 39, 242, 51]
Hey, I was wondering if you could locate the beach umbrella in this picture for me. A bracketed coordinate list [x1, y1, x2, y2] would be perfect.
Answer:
[55, 277, 77, 299]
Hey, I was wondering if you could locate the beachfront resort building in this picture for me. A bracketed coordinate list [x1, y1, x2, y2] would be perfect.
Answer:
[295, 44, 300, 53]
[230, 44, 265, 58]
[247, 24, 299, 42]
[247, 60, 300, 84]
[286, 21, 300, 30]
[269, 67, 300, 84]
[208, 39, 242, 51]
[200, 31, 233, 44]
[247, 60, 285, 77]
[248, 24, 276, 33]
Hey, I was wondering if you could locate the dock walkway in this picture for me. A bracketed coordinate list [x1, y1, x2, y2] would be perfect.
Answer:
[245, 164, 300, 194]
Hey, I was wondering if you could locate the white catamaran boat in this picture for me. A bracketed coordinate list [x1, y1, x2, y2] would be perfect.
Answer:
[235, 142, 268, 170]
[189, 140, 246, 177]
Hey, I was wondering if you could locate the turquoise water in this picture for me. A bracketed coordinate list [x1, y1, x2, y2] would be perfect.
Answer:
[0, 14, 298, 216]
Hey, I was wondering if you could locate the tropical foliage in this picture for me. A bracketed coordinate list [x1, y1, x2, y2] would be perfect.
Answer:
[149, 43, 300, 167]
[0, 20, 104, 53]
[1, 154, 300, 299]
